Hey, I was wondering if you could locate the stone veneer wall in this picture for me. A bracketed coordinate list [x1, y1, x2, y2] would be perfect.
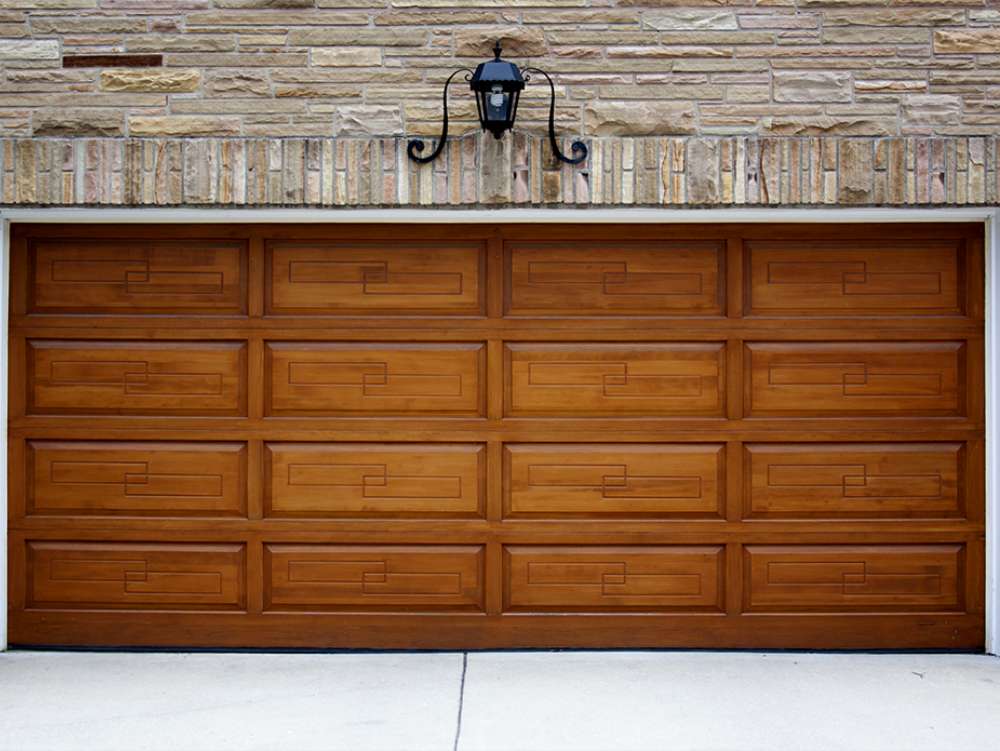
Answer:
[3, 2, 1000, 208]
[2, 135, 998, 207]
[1, 2, 1000, 140]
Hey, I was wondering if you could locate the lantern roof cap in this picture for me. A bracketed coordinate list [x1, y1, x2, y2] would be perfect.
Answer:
[469, 41, 524, 92]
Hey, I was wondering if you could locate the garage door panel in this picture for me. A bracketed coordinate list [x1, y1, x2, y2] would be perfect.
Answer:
[27, 340, 247, 416]
[504, 545, 724, 612]
[746, 241, 962, 316]
[264, 544, 484, 612]
[265, 443, 485, 518]
[746, 342, 963, 416]
[29, 239, 247, 315]
[745, 443, 963, 518]
[7, 222, 985, 650]
[266, 342, 485, 416]
[506, 241, 723, 316]
[744, 544, 963, 612]
[507, 343, 725, 416]
[27, 440, 247, 517]
[26, 541, 246, 611]
[504, 444, 724, 518]
[268, 242, 483, 315]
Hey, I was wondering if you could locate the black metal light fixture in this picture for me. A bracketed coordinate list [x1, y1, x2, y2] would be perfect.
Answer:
[407, 41, 587, 166]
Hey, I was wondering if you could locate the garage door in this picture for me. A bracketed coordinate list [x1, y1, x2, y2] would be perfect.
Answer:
[6, 222, 985, 649]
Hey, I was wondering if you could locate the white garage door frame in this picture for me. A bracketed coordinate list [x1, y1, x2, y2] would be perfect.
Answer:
[0, 205, 997, 656]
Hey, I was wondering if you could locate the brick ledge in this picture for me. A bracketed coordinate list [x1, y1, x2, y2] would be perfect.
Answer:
[2, 135, 996, 208]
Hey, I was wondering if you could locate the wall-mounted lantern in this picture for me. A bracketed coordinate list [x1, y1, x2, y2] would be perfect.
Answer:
[407, 41, 587, 167]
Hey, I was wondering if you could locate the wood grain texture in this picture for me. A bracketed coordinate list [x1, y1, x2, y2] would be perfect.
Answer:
[27, 441, 247, 517]
[504, 443, 724, 518]
[507, 342, 725, 416]
[743, 544, 963, 612]
[28, 340, 247, 416]
[504, 545, 724, 612]
[745, 341, 964, 417]
[506, 241, 723, 316]
[267, 241, 484, 315]
[5, 222, 986, 650]
[266, 342, 486, 417]
[746, 240, 963, 317]
[26, 541, 246, 611]
[265, 443, 485, 518]
[264, 544, 484, 612]
[745, 443, 963, 519]
[29, 238, 247, 315]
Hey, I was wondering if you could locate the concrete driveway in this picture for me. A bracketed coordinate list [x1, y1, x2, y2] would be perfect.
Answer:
[1, 650, 998, 751]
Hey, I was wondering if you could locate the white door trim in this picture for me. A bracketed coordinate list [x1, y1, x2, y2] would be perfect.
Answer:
[0, 205, 996, 654]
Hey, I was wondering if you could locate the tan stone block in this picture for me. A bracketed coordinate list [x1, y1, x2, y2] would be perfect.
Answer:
[764, 115, 895, 136]
[727, 84, 770, 102]
[30, 17, 146, 33]
[215, 0, 313, 6]
[547, 31, 653, 45]
[901, 94, 962, 126]
[312, 48, 382, 67]
[100, 69, 201, 93]
[165, 52, 308, 67]
[186, 11, 367, 25]
[376, 12, 501, 25]
[659, 31, 774, 44]
[288, 29, 424, 46]
[687, 137, 720, 203]
[0, 39, 58, 59]
[0, 0, 94, 6]
[128, 35, 235, 52]
[935, 30, 1000, 53]
[824, 9, 964, 25]
[332, 104, 401, 136]
[856, 80, 927, 93]
[774, 71, 852, 102]
[737, 13, 819, 29]
[172, 98, 304, 114]
[453, 26, 546, 57]
[600, 83, 725, 100]
[608, 45, 731, 58]
[206, 71, 270, 96]
[823, 27, 930, 44]
[129, 116, 241, 136]
[33, 108, 123, 136]
[674, 59, 769, 71]
[645, 10, 737, 30]
[584, 102, 697, 136]
[275, 84, 362, 98]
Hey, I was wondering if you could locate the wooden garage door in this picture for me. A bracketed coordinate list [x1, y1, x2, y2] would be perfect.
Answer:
[6, 222, 985, 650]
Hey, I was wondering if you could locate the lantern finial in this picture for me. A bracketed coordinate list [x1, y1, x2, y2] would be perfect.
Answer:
[493, 40, 502, 60]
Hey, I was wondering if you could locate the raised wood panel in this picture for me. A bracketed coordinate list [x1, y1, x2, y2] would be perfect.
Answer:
[264, 544, 485, 612]
[266, 342, 485, 417]
[745, 342, 964, 417]
[744, 544, 963, 612]
[29, 238, 246, 315]
[26, 541, 246, 611]
[267, 241, 483, 315]
[504, 444, 724, 518]
[27, 340, 247, 416]
[504, 545, 724, 612]
[507, 343, 725, 416]
[745, 443, 963, 519]
[265, 443, 485, 518]
[27, 441, 247, 517]
[506, 241, 723, 316]
[747, 241, 962, 316]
